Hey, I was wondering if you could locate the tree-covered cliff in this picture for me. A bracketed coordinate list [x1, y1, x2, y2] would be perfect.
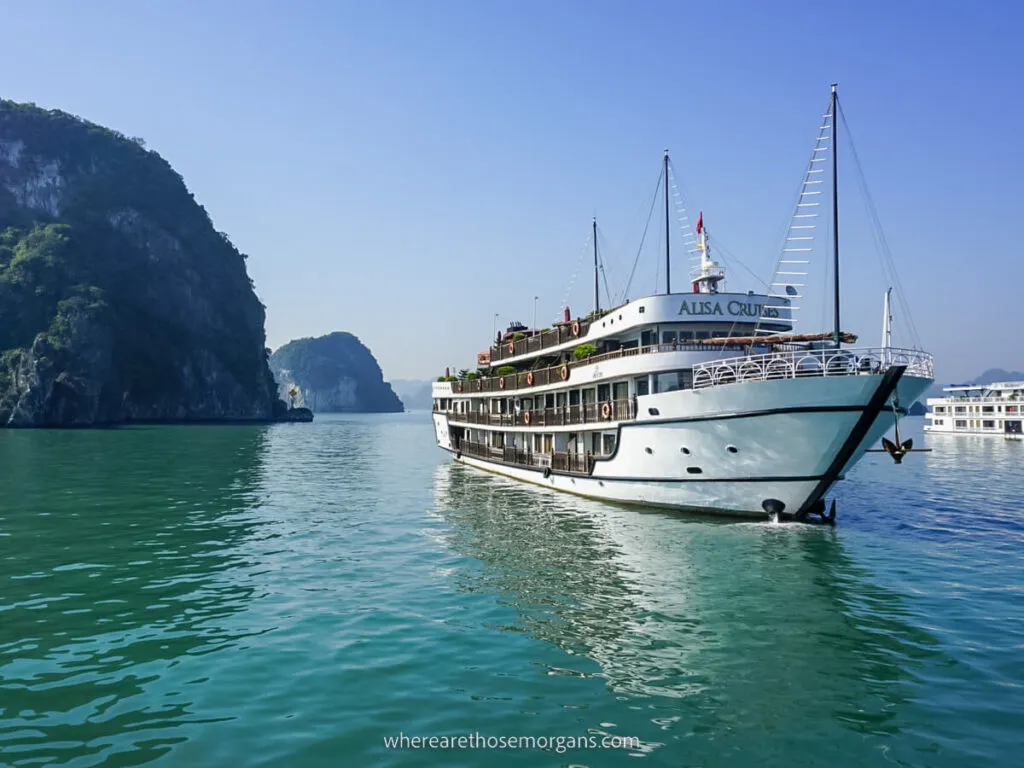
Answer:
[270, 333, 404, 413]
[0, 99, 286, 425]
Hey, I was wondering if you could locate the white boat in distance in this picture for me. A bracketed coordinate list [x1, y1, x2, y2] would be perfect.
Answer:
[925, 382, 1024, 438]
[431, 84, 934, 522]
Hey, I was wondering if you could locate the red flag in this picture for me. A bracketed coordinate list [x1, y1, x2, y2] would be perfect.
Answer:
[696, 211, 703, 234]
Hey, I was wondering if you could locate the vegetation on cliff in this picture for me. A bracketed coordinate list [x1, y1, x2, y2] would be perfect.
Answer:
[270, 332, 404, 413]
[0, 99, 285, 425]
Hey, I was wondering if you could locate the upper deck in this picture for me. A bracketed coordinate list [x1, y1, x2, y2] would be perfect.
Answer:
[485, 292, 793, 368]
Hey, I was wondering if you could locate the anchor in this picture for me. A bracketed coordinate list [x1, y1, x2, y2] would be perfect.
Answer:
[867, 393, 930, 464]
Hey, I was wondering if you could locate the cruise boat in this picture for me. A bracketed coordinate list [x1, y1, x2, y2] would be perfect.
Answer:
[925, 382, 1024, 438]
[431, 84, 934, 522]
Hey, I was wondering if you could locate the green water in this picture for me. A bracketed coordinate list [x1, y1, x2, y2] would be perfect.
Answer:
[1, 414, 1021, 766]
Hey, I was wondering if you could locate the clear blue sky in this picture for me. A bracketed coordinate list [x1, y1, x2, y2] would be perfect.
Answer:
[2, 1, 1021, 384]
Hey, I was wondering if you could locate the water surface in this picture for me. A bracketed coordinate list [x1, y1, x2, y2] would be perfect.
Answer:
[0, 415, 1021, 766]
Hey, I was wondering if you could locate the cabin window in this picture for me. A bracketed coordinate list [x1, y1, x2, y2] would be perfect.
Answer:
[678, 330, 694, 341]
[569, 390, 581, 406]
[597, 383, 611, 401]
[954, 406, 966, 414]
[492, 433, 504, 448]
[635, 377, 649, 396]
[613, 382, 629, 401]
[654, 369, 693, 393]
[982, 406, 994, 414]
[591, 433, 601, 453]
[662, 331, 677, 344]
[602, 434, 616, 455]
[934, 406, 945, 413]
[955, 420, 966, 428]
[544, 393, 555, 409]
[533, 434, 543, 452]
[934, 419, 944, 425]
[1008, 406, 1018, 413]
[983, 420, 996, 429]
[641, 331, 654, 346]
[695, 331, 710, 340]
[582, 388, 596, 404]
[711, 331, 728, 338]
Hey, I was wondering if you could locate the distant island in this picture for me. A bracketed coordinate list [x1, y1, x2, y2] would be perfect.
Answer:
[0, 99, 303, 426]
[390, 379, 433, 410]
[270, 332, 404, 413]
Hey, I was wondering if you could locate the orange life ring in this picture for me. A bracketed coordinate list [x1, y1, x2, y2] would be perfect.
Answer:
[559, 365, 569, 381]
[601, 402, 611, 419]
[571, 320, 580, 337]
[523, 411, 531, 425]
[499, 377, 506, 389]
[508, 340, 515, 354]
[526, 371, 534, 386]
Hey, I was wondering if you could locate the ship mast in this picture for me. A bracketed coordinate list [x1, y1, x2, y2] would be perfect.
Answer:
[664, 149, 671, 295]
[831, 82, 841, 348]
[593, 216, 599, 315]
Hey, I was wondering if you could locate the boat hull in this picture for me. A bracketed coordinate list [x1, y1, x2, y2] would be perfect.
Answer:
[434, 372, 932, 518]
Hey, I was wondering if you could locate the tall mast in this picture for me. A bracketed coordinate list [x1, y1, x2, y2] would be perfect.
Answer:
[664, 149, 671, 294]
[881, 286, 893, 367]
[593, 216, 599, 315]
[831, 83, 841, 348]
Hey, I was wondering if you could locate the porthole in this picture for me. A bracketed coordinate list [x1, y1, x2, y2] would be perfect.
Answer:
[645, 447, 653, 454]
[619, 314, 623, 320]
[639, 306, 646, 314]
[687, 467, 703, 474]
[598, 480, 604, 487]
[648, 407, 660, 416]
[726, 445, 738, 454]
[680, 447, 690, 455]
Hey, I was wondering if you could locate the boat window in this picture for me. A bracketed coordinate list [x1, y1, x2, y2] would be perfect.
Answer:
[983, 420, 996, 429]
[955, 420, 967, 428]
[934, 406, 945, 413]
[569, 390, 580, 406]
[597, 383, 611, 401]
[634, 377, 649, 396]
[654, 370, 692, 393]
[641, 331, 654, 346]
[678, 330, 694, 341]
[695, 331, 710, 340]
[662, 331, 677, 344]
[711, 331, 729, 338]
[582, 388, 596, 404]
[602, 434, 616, 455]
[613, 382, 629, 400]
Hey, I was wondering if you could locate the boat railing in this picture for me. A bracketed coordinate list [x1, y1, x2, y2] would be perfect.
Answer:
[441, 341, 747, 396]
[456, 440, 596, 475]
[444, 398, 635, 427]
[691, 346, 934, 390]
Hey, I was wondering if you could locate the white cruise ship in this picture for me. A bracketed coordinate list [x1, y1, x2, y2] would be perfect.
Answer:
[925, 382, 1024, 438]
[431, 85, 934, 522]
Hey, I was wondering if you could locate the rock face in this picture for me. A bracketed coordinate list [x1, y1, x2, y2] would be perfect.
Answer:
[270, 332, 403, 413]
[0, 99, 286, 426]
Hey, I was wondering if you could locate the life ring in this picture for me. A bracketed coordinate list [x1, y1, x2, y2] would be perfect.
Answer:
[458, 381, 464, 392]
[571, 320, 580, 337]
[601, 402, 611, 419]
[543, 467, 551, 479]
[523, 411, 531, 425]
[508, 340, 515, 354]
[559, 365, 569, 381]
[499, 378, 506, 389]
[526, 371, 534, 386]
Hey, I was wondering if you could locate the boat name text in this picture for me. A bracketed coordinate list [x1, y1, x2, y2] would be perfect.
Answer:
[678, 300, 781, 319]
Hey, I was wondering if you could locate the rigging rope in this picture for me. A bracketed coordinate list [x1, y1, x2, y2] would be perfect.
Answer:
[620, 167, 663, 304]
[836, 100, 924, 350]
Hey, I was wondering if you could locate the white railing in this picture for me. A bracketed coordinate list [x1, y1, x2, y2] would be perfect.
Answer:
[691, 347, 933, 389]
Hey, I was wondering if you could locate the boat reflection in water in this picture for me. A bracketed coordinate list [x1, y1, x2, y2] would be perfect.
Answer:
[432, 461, 946, 757]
